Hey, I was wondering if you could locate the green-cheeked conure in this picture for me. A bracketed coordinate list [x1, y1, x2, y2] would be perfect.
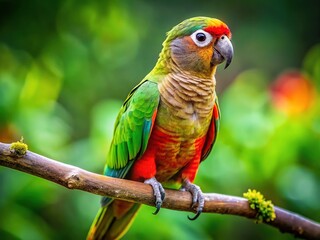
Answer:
[87, 16, 233, 240]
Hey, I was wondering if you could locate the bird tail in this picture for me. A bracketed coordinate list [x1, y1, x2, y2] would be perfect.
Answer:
[87, 200, 141, 240]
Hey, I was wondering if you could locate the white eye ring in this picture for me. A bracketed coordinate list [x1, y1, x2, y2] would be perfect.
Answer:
[190, 29, 213, 47]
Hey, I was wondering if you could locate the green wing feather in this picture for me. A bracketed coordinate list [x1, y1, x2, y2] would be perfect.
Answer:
[102, 80, 160, 206]
[201, 97, 221, 161]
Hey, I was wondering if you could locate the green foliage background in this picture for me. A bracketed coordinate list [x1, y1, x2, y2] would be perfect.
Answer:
[0, 0, 319, 239]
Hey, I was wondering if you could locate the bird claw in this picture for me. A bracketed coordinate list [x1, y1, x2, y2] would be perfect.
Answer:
[181, 179, 205, 221]
[187, 210, 202, 221]
[144, 177, 165, 215]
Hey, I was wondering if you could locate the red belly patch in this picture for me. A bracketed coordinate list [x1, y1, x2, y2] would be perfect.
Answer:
[128, 126, 206, 184]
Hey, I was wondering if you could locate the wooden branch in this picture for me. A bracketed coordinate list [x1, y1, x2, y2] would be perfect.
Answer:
[0, 142, 319, 240]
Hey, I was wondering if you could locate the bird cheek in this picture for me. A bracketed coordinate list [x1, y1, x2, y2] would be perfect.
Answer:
[171, 39, 197, 68]
[201, 47, 214, 66]
[170, 38, 213, 73]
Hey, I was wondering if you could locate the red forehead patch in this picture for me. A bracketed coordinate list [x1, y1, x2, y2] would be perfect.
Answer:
[204, 25, 231, 38]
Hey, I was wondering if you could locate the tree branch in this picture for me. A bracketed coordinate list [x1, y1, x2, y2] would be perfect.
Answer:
[0, 142, 319, 239]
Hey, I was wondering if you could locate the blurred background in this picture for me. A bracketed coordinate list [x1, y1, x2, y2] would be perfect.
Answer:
[0, 0, 319, 239]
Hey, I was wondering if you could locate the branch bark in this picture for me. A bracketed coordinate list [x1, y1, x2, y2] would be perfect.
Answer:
[0, 142, 319, 239]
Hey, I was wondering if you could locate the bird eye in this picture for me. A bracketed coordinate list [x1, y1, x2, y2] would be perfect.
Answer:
[191, 30, 212, 47]
[196, 33, 206, 42]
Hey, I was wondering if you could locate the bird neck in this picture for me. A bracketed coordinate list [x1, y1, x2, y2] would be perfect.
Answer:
[159, 71, 216, 106]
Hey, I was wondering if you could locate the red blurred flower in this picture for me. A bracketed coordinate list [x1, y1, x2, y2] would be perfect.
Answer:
[270, 71, 316, 115]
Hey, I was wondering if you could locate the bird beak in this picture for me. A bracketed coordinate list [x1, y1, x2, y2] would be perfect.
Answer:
[212, 35, 234, 69]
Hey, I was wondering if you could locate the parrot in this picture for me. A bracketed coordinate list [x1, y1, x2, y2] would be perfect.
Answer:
[87, 16, 233, 240]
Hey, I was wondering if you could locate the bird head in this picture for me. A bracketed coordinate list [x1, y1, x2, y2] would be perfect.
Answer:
[159, 17, 233, 77]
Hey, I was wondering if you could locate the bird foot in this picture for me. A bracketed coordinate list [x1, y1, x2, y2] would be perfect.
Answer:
[180, 179, 204, 220]
[144, 177, 165, 215]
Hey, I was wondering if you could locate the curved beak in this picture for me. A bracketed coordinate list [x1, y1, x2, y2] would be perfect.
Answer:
[212, 35, 234, 69]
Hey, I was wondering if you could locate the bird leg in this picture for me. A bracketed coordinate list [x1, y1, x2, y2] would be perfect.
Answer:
[180, 179, 205, 220]
[144, 177, 165, 215]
